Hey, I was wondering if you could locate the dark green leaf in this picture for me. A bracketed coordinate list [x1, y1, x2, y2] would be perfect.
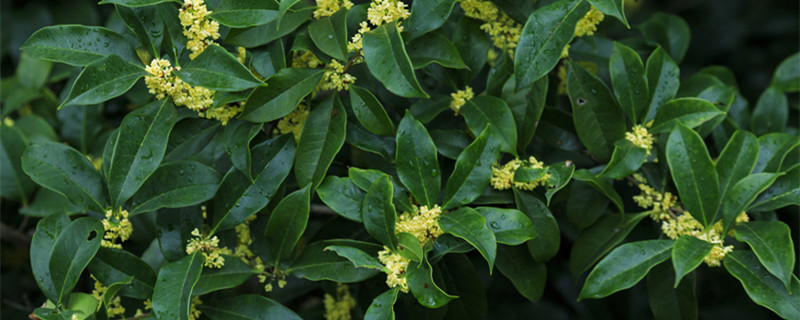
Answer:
[164, 119, 219, 162]
[265, 185, 311, 265]
[735, 221, 795, 291]
[476, 207, 536, 245]
[496, 244, 546, 302]
[514, 0, 589, 88]
[407, 32, 466, 69]
[647, 262, 698, 320]
[650, 97, 725, 133]
[439, 207, 497, 271]
[514, 189, 560, 262]
[349, 167, 415, 213]
[406, 259, 457, 308]
[720, 172, 780, 236]
[87, 247, 157, 299]
[175, 45, 262, 91]
[200, 295, 302, 320]
[570, 211, 651, 278]
[771, 52, 800, 92]
[716, 131, 759, 206]
[362, 175, 398, 250]
[749, 164, 800, 212]
[346, 120, 396, 161]
[750, 87, 788, 136]
[225, 4, 314, 48]
[397, 232, 424, 262]
[666, 123, 719, 227]
[671, 236, 714, 287]
[317, 176, 365, 222]
[644, 47, 680, 121]
[544, 161, 575, 205]
[363, 22, 428, 98]
[223, 120, 261, 180]
[461, 95, 518, 155]
[350, 85, 395, 136]
[589, 0, 628, 27]
[308, 9, 348, 61]
[573, 169, 625, 213]
[193, 255, 255, 295]
[609, 41, 647, 123]
[152, 253, 204, 320]
[240, 68, 324, 122]
[31, 213, 71, 303]
[21, 25, 139, 66]
[49, 217, 104, 304]
[403, 0, 457, 41]
[0, 124, 35, 203]
[395, 111, 440, 207]
[128, 161, 220, 215]
[294, 94, 346, 188]
[442, 126, 501, 209]
[724, 250, 800, 320]
[289, 240, 380, 282]
[598, 139, 647, 179]
[212, 0, 279, 28]
[753, 133, 799, 174]
[638, 13, 690, 63]
[61, 51, 145, 108]
[364, 288, 400, 320]
[251, 41, 285, 79]
[324, 245, 386, 271]
[579, 239, 674, 299]
[116, 5, 163, 58]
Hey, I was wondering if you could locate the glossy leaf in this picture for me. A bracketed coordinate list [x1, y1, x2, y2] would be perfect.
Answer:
[116, 5, 163, 58]
[163, 119, 219, 162]
[406, 32, 466, 69]
[569, 212, 650, 278]
[750, 87, 788, 136]
[87, 247, 157, 299]
[31, 213, 71, 303]
[152, 253, 204, 320]
[211, 0, 279, 28]
[193, 255, 255, 295]
[514, 189, 560, 262]
[771, 52, 800, 92]
[200, 295, 302, 320]
[49, 217, 104, 304]
[439, 207, 497, 271]
[579, 240, 674, 300]
[294, 94, 346, 188]
[461, 95, 518, 155]
[650, 98, 725, 133]
[514, 0, 590, 88]
[589, 0, 628, 27]
[476, 207, 536, 245]
[324, 245, 386, 271]
[128, 161, 220, 215]
[362, 22, 428, 98]
[240, 68, 323, 122]
[672, 236, 714, 287]
[308, 9, 348, 61]
[61, 55, 145, 107]
[361, 176, 398, 250]
[639, 13, 690, 63]
[644, 47, 680, 121]
[395, 111, 440, 207]
[544, 161, 575, 205]
[724, 250, 800, 320]
[225, 4, 313, 48]
[496, 244, 546, 303]
[402, 0, 457, 41]
[609, 41, 647, 123]
[442, 126, 501, 209]
[715, 131, 759, 206]
[223, 120, 261, 180]
[396, 232, 424, 262]
[598, 139, 647, 179]
[289, 240, 380, 282]
[666, 123, 719, 227]
[573, 169, 625, 214]
[265, 185, 311, 265]
[0, 125, 35, 203]
[317, 176, 365, 222]
[720, 172, 780, 236]
[106, 99, 178, 207]
[406, 259, 457, 308]
[349, 85, 395, 136]
[647, 262, 698, 320]
[20, 25, 139, 66]
[749, 164, 800, 212]
[174, 45, 262, 91]
[364, 288, 400, 320]
[735, 221, 795, 291]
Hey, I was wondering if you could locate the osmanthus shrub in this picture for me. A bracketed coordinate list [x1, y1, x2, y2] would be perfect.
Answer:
[3, 0, 799, 319]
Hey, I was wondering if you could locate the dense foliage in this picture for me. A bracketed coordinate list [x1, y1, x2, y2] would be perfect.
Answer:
[1, 0, 798, 319]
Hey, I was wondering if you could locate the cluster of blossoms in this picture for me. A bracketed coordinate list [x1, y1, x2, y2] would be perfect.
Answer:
[229, 215, 286, 293]
[574, 6, 605, 38]
[450, 86, 474, 114]
[276, 104, 310, 141]
[189, 297, 203, 320]
[259, 268, 288, 292]
[186, 228, 231, 268]
[632, 174, 749, 266]
[314, 0, 354, 19]
[460, 0, 523, 54]
[101, 208, 132, 249]
[320, 60, 357, 92]
[178, 0, 220, 59]
[491, 157, 551, 190]
[323, 283, 356, 320]
[625, 124, 655, 156]
[292, 50, 324, 69]
[348, 0, 410, 52]
[378, 204, 446, 292]
[90, 275, 125, 318]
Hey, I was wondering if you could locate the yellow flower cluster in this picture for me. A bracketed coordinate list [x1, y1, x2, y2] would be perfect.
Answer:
[202, 104, 244, 126]
[292, 50, 324, 69]
[258, 268, 288, 292]
[348, 0, 410, 52]
[377, 247, 410, 292]
[3, 117, 13, 126]
[144, 58, 215, 112]
[101, 208, 133, 249]
[323, 283, 356, 320]
[460, 0, 522, 54]
[179, 0, 220, 59]
[90, 275, 126, 318]
[574, 6, 604, 37]
[490, 157, 551, 191]
[320, 60, 356, 92]
[626, 124, 655, 156]
[632, 174, 678, 221]
[314, 0, 355, 19]
[189, 297, 202, 320]
[396, 204, 445, 244]
[561, 44, 570, 59]
[237, 47, 247, 64]
[450, 86, 474, 114]
[186, 228, 232, 268]
[276, 104, 310, 142]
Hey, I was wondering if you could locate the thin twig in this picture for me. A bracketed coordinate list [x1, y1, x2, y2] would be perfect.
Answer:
[1, 221, 32, 245]
[310, 204, 335, 215]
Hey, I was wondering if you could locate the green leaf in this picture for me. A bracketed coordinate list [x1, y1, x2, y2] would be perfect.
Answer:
[116, 5, 163, 58]
[193, 255, 256, 295]
[442, 126, 501, 209]
[671, 235, 714, 287]
[289, 240, 380, 282]
[772, 52, 800, 92]
[496, 244, 546, 303]
[507, 76, 548, 153]
[21, 25, 139, 66]
[13, 115, 58, 144]
[324, 245, 386, 271]
[164, 119, 219, 162]
[362, 175, 398, 250]
[589, 0, 628, 27]
[579, 239, 674, 300]
[573, 169, 625, 214]
[212, 0, 279, 28]
[106, 99, 178, 207]
[294, 94, 346, 188]
[174, 45, 262, 91]
[476, 207, 536, 246]
[638, 13, 690, 63]
[100, 278, 131, 316]
[61, 55, 144, 108]
[666, 123, 720, 227]
[406, 32, 466, 69]
[240, 68, 324, 122]
[346, 120, 396, 161]
[514, 0, 590, 88]
[439, 207, 497, 271]
[349, 85, 395, 136]
[735, 221, 795, 291]
[598, 140, 647, 179]
[397, 232, 424, 262]
[349, 168, 415, 213]
[650, 98, 726, 133]
[749, 164, 800, 212]
[566, 181, 609, 230]
[567, 61, 626, 161]
[99, 0, 180, 6]
[87, 247, 157, 299]
[724, 250, 800, 320]
[225, 3, 314, 48]
[569, 212, 650, 278]
[753, 133, 799, 174]
[406, 259, 457, 308]
[200, 295, 302, 320]
[363, 22, 428, 98]
[308, 9, 348, 61]
[544, 161, 575, 205]
[750, 86, 788, 136]
[128, 161, 221, 215]
[152, 253, 204, 320]
[716, 131, 759, 205]
[22, 142, 107, 212]
[453, 17, 491, 81]
[211, 134, 295, 232]
[720, 172, 781, 236]
[251, 41, 285, 79]
[31, 213, 70, 303]
[644, 47, 680, 121]
[365, 288, 400, 320]
[646, 262, 698, 320]
[49, 217, 104, 304]
[609, 42, 647, 123]
[0, 125, 35, 203]
[403, 0, 457, 41]
[223, 120, 261, 180]
[514, 167, 547, 183]
[317, 176, 365, 222]
[461, 96, 518, 155]
[265, 185, 311, 265]
[395, 111, 440, 207]
[514, 189, 560, 262]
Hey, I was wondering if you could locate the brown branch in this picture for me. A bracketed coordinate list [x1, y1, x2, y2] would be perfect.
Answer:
[310, 204, 335, 215]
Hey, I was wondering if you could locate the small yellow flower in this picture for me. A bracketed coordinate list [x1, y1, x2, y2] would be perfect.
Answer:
[292, 50, 324, 69]
[202, 104, 243, 126]
[314, 0, 355, 19]
[367, 0, 410, 28]
[396, 205, 445, 244]
[3, 117, 13, 126]
[378, 247, 410, 292]
[237, 47, 247, 64]
[90, 275, 126, 317]
[189, 297, 202, 320]
[561, 44, 570, 59]
[179, 0, 220, 59]
[450, 87, 474, 114]
[186, 228, 231, 268]
[348, 22, 372, 52]
[101, 208, 133, 249]
[320, 60, 356, 92]
[323, 283, 357, 320]
[575, 6, 604, 37]
[276, 104, 310, 142]
[490, 157, 551, 191]
[460, 0, 522, 54]
[626, 124, 655, 156]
